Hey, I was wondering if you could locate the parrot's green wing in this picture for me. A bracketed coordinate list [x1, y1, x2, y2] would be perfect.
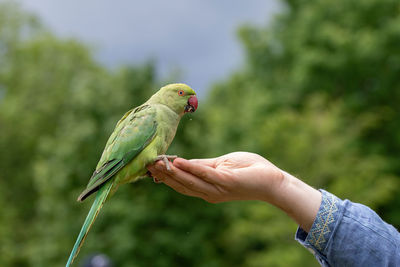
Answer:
[77, 105, 157, 201]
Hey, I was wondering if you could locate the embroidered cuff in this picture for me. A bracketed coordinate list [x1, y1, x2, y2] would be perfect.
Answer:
[295, 190, 342, 258]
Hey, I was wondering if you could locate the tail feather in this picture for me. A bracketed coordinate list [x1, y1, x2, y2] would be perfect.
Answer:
[66, 180, 113, 267]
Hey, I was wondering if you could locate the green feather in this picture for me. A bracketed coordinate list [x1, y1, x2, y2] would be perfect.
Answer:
[79, 105, 157, 201]
[66, 180, 113, 267]
[77, 159, 123, 201]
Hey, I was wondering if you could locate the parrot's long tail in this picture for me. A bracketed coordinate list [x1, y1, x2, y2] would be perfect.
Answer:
[66, 180, 114, 267]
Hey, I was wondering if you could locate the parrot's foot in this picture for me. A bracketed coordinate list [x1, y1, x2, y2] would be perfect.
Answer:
[155, 155, 177, 171]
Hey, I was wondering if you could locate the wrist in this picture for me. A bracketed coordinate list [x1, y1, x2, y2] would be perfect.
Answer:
[264, 170, 322, 232]
[257, 168, 287, 205]
[263, 170, 292, 208]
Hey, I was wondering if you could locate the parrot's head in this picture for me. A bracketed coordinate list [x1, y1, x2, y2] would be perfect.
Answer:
[152, 83, 198, 116]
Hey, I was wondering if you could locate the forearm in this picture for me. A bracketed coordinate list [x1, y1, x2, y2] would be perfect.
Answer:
[264, 170, 321, 232]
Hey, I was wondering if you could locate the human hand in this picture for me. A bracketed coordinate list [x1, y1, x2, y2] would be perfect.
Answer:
[147, 152, 285, 204]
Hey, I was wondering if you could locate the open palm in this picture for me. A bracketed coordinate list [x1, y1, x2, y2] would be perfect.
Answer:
[147, 152, 284, 203]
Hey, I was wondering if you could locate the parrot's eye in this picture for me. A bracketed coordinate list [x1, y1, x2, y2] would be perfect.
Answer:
[178, 90, 185, 96]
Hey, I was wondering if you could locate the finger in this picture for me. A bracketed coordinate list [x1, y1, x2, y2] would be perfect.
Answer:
[187, 158, 217, 167]
[162, 176, 207, 199]
[151, 161, 218, 195]
[147, 169, 165, 183]
[151, 165, 208, 198]
[147, 165, 157, 173]
[147, 160, 167, 173]
[148, 168, 198, 196]
[147, 162, 168, 182]
[173, 158, 221, 184]
[167, 162, 220, 195]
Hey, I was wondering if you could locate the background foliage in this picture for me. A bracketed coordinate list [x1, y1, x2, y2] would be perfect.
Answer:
[0, 0, 399, 266]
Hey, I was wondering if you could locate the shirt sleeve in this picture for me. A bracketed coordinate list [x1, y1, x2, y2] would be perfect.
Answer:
[295, 190, 400, 267]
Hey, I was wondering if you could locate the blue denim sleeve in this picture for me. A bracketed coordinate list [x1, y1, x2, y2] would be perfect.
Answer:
[295, 190, 400, 267]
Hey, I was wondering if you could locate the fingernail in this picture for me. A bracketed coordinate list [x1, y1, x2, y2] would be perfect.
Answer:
[153, 177, 162, 183]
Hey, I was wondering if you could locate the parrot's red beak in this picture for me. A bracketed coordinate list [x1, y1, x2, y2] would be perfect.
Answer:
[185, 95, 198, 113]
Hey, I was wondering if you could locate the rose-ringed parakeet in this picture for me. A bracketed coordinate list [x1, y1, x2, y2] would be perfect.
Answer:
[66, 83, 198, 266]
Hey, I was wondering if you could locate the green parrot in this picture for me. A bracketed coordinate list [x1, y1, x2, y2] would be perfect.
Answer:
[66, 83, 198, 266]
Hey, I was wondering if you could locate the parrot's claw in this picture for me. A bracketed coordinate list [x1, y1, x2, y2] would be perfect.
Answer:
[155, 155, 177, 171]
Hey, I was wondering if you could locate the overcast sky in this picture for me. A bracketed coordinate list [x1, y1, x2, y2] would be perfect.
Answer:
[19, 0, 280, 97]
